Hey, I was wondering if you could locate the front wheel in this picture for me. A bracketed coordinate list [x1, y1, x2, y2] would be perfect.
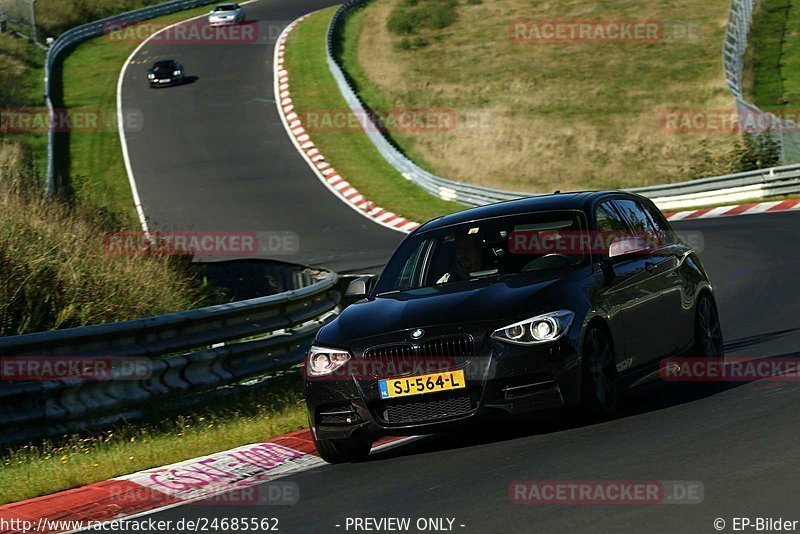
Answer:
[312, 433, 372, 464]
[580, 326, 618, 417]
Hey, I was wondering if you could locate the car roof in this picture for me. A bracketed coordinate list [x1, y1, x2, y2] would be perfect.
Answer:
[415, 190, 648, 233]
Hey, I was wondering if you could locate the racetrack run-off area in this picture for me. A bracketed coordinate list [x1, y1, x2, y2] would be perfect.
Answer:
[4, 0, 800, 531]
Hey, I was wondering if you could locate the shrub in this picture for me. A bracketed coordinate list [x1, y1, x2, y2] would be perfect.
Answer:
[412, 36, 430, 48]
[387, 0, 459, 36]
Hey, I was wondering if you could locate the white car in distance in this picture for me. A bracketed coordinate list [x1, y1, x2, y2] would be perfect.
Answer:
[208, 3, 246, 26]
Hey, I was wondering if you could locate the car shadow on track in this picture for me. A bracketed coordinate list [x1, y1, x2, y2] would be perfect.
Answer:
[366, 348, 786, 463]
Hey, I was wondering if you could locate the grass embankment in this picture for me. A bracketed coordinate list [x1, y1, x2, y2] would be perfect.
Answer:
[0, 373, 307, 505]
[0, 142, 215, 336]
[0, 5, 311, 504]
[744, 0, 800, 117]
[1, 3, 226, 338]
[343, 0, 741, 192]
[36, 0, 164, 38]
[285, 7, 462, 223]
[0, 32, 48, 176]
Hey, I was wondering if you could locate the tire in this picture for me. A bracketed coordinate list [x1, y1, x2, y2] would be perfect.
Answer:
[580, 326, 618, 417]
[312, 433, 372, 464]
[694, 294, 724, 361]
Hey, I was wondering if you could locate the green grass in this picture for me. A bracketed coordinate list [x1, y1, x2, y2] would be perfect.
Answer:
[0, 143, 218, 336]
[61, 5, 216, 225]
[345, 0, 740, 192]
[0, 373, 307, 505]
[338, 6, 445, 179]
[285, 7, 463, 224]
[0, 32, 49, 179]
[36, 0, 169, 39]
[745, 0, 800, 115]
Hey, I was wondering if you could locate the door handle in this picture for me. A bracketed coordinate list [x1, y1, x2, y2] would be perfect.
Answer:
[644, 261, 657, 273]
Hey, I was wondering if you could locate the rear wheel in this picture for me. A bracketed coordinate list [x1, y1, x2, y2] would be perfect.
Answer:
[312, 433, 372, 464]
[580, 326, 618, 417]
[694, 294, 723, 361]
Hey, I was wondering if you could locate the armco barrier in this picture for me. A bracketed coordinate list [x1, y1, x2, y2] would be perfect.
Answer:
[44, 0, 217, 196]
[0, 269, 339, 446]
[326, 1, 800, 209]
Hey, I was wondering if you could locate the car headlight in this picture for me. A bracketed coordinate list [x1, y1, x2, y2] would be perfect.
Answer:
[306, 345, 351, 377]
[173, 70, 181, 76]
[491, 310, 575, 345]
[148, 73, 155, 79]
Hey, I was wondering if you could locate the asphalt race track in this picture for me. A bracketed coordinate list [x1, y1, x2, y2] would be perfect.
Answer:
[120, 0, 403, 273]
[119, 211, 800, 533]
[120, 2, 800, 532]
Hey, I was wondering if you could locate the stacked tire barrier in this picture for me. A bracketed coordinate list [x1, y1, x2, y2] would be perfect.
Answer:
[0, 270, 340, 446]
[326, 0, 800, 208]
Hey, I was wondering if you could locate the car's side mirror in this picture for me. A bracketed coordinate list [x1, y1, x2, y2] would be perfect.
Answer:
[608, 236, 650, 259]
[345, 276, 371, 299]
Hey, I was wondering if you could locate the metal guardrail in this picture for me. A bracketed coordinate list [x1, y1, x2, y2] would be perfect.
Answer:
[0, 270, 340, 446]
[326, 0, 800, 210]
[43, 0, 217, 196]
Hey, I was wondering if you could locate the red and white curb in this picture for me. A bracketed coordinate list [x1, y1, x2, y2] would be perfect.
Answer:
[0, 429, 412, 534]
[273, 16, 420, 234]
[274, 18, 800, 230]
[664, 198, 800, 221]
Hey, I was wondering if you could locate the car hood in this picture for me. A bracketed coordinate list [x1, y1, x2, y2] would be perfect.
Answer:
[152, 68, 175, 78]
[211, 10, 236, 16]
[320, 273, 578, 343]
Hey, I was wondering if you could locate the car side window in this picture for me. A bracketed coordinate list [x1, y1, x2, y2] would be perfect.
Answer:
[394, 239, 429, 290]
[614, 199, 672, 249]
[595, 201, 630, 256]
[595, 201, 629, 232]
[639, 201, 674, 246]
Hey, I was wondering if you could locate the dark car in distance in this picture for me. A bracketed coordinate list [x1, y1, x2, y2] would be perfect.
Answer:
[304, 191, 723, 463]
[147, 60, 185, 87]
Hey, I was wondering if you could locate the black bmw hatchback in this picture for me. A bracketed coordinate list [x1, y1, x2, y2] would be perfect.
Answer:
[304, 191, 723, 463]
[147, 59, 185, 87]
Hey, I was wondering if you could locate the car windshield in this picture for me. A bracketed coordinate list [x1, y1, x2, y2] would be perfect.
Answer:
[215, 4, 236, 10]
[154, 61, 174, 69]
[375, 210, 586, 294]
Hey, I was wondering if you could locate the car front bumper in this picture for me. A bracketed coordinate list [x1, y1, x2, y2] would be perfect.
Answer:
[150, 77, 180, 87]
[305, 326, 582, 441]
[209, 18, 238, 26]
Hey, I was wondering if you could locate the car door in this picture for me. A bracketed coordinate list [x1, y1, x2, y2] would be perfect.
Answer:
[595, 199, 667, 372]
[612, 198, 683, 365]
[635, 199, 696, 355]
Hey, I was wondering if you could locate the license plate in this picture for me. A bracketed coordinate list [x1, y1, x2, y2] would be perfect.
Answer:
[379, 370, 466, 399]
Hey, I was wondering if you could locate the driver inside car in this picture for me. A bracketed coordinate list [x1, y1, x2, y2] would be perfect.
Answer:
[436, 233, 494, 284]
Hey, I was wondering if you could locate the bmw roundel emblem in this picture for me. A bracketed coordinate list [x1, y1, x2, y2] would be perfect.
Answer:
[411, 329, 425, 340]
